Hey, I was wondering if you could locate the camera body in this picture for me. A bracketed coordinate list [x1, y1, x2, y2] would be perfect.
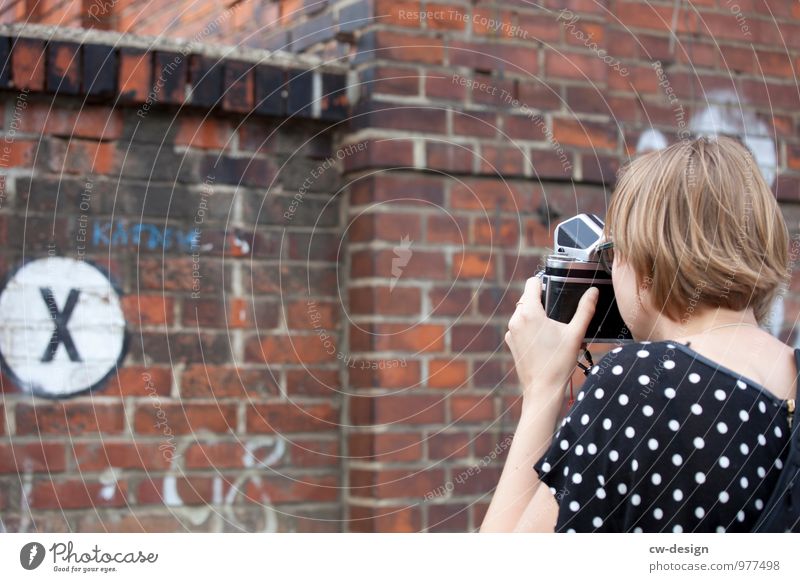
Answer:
[536, 213, 633, 344]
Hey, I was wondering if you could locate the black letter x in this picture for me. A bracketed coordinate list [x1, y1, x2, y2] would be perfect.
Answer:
[40, 288, 82, 363]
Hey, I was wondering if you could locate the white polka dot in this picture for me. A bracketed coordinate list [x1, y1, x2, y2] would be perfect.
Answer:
[564, 465, 570, 476]
[755, 499, 764, 510]
[758, 401, 767, 413]
[596, 487, 606, 499]
[714, 389, 727, 400]
[625, 426, 635, 438]
[560, 439, 569, 450]
[716, 526, 725, 533]
[695, 507, 705, 519]
[577, 391, 585, 401]
[740, 476, 749, 488]
[617, 483, 628, 495]
[693, 437, 705, 449]
[631, 494, 641, 506]
[592, 516, 603, 528]
[740, 443, 749, 455]
[719, 456, 730, 469]
[695, 472, 706, 484]
[542, 462, 551, 473]
[591, 365, 599, 375]
[648, 438, 659, 451]
[575, 444, 584, 456]
[689, 373, 701, 383]
[618, 394, 629, 405]
[691, 403, 703, 415]
[739, 410, 749, 422]
[672, 453, 682, 466]
[757, 434, 766, 446]
[561, 418, 567, 427]
[663, 360, 675, 370]
[612, 365, 623, 375]
[668, 419, 680, 431]
[597, 475, 605, 486]
[602, 418, 612, 430]
[776, 458, 784, 470]
[587, 443, 597, 455]
[673, 489, 683, 501]
[572, 473, 583, 484]
[653, 508, 663, 519]
[673, 524, 683, 533]
[774, 426, 783, 438]
[638, 375, 650, 385]
[737, 510, 745, 522]
[634, 526, 643, 533]
[652, 473, 662, 485]
[666, 343, 675, 349]
[569, 500, 580, 512]
[609, 450, 619, 462]
[757, 466, 766, 478]
[594, 388, 605, 399]
[612, 347, 623, 353]
[567, 528, 576, 533]
[664, 387, 676, 399]
[736, 380, 747, 390]
[631, 459, 639, 471]
[719, 491, 729, 503]
[549, 487, 556, 495]
[581, 414, 590, 425]
[717, 422, 728, 434]
[637, 350, 650, 358]
[642, 405, 654, 417]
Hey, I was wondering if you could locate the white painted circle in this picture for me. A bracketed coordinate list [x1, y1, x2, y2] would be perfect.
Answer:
[0, 257, 127, 397]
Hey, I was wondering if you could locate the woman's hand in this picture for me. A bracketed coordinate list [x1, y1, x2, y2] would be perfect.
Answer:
[505, 275, 599, 399]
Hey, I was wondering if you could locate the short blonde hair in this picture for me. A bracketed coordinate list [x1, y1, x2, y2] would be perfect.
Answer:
[604, 135, 790, 327]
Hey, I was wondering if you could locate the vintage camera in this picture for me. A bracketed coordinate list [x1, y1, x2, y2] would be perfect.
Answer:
[536, 213, 633, 344]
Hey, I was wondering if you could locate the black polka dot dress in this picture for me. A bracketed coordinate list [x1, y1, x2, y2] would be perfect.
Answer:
[533, 340, 794, 533]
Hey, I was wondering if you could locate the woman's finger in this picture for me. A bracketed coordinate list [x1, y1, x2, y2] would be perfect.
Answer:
[518, 274, 545, 314]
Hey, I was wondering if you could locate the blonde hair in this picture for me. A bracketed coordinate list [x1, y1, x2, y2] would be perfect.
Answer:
[604, 135, 790, 327]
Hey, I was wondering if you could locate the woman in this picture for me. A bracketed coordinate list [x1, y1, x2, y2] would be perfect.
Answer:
[480, 136, 796, 533]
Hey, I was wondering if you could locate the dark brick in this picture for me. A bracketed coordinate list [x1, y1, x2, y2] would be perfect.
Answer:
[287, 69, 313, 117]
[199, 155, 276, 187]
[321, 73, 348, 120]
[47, 41, 81, 95]
[0, 37, 13, 89]
[254, 64, 285, 116]
[222, 60, 254, 113]
[188, 54, 223, 108]
[11, 37, 45, 91]
[153, 51, 187, 104]
[82, 44, 116, 97]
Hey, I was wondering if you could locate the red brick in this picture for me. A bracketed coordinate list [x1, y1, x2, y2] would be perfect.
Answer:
[20, 103, 122, 140]
[428, 432, 470, 460]
[453, 251, 495, 279]
[246, 402, 339, 433]
[450, 394, 495, 422]
[479, 144, 525, 176]
[245, 474, 339, 503]
[348, 286, 421, 316]
[122, 295, 173, 326]
[350, 173, 445, 207]
[184, 440, 287, 469]
[429, 502, 470, 532]
[71, 442, 172, 471]
[349, 432, 424, 462]
[519, 12, 561, 42]
[289, 438, 340, 468]
[552, 118, 618, 151]
[373, 31, 445, 65]
[137, 475, 215, 506]
[426, 4, 465, 30]
[181, 365, 280, 398]
[11, 38, 45, 90]
[351, 323, 445, 353]
[344, 138, 415, 171]
[118, 48, 152, 102]
[426, 142, 473, 173]
[16, 403, 124, 435]
[0, 442, 66, 473]
[106, 366, 172, 397]
[545, 51, 608, 82]
[175, 115, 234, 149]
[427, 358, 469, 388]
[350, 248, 448, 280]
[287, 298, 338, 329]
[0, 140, 37, 168]
[47, 41, 81, 93]
[348, 212, 422, 243]
[133, 403, 237, 435]
[425, 71, 466, 101]
[350, 394, 446, 425]
[452, 109, 497, 138]
[426, 214, 469, 245]
[374, 0, 421, 27]
[450, 178, 528, 211]
[367, 65, 421, 96]
[451, 323, 502, 352]
[244, 334, 338, 364]
[348, 504, 421, 532]
[349, 359, 421, 389]
[428, 286, 474, 316]
[449, 41, 538, 75]
[30, 478, 127, 509]
[369, 468, 447, 498]
[49, 139, 116, 174]
[286, 368, 340, 397]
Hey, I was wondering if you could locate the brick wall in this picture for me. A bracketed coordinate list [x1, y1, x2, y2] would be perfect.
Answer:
[2, 0, 800, 533]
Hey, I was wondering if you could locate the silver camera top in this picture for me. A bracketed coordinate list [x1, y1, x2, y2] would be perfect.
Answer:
[552, 213, 605, 262]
